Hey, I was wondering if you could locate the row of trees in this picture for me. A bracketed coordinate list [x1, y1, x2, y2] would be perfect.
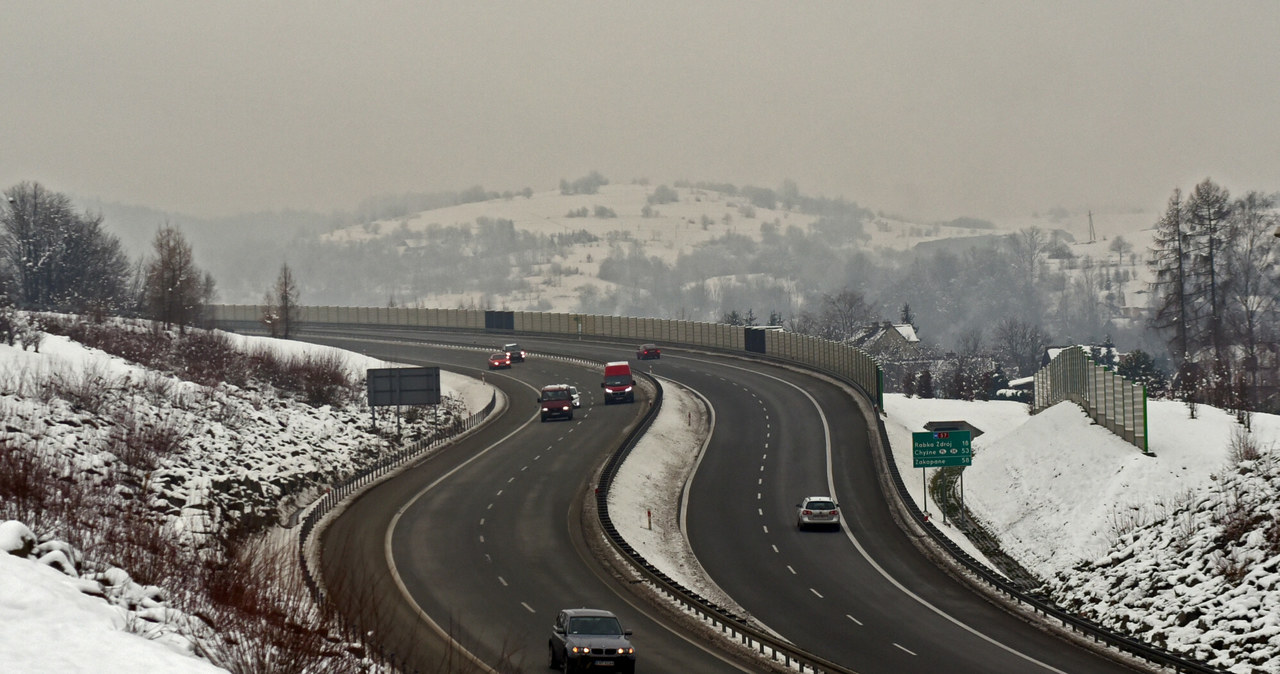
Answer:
[1, 182, 215, 330]
[1, 181, 299, 337]
[1149, 179, 1280, 407]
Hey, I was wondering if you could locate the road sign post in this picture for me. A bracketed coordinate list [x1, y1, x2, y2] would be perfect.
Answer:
[913, 430, 973, 523]
[912, 430, 972, 468]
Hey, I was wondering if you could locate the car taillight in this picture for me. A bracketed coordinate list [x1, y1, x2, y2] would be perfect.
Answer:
[802, 509, 812, 515]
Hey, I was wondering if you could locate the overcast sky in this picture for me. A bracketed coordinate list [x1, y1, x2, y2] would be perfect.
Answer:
[3, 2, 1278, 222]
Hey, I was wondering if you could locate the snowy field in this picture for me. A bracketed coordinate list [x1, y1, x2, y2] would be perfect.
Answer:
[3, 332, 1275, 672]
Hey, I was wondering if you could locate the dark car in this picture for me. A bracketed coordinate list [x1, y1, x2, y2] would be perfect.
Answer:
[503, 343, 526, 362]
[549, 608, 636, 673]
[538, 384, 575, 422]
[636, 343, 661, 360]
[488, 352, 511, 369]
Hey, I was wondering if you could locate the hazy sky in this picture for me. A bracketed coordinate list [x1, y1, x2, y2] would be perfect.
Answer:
[3, 2, 1278, 222]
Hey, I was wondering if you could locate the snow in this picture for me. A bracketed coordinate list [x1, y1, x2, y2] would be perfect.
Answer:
[308, 184, 1162, 317]
[0, 543, 225, 673]
[3, 324, 1277, 671]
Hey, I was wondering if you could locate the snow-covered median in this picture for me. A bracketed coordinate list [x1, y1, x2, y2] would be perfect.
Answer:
[606, 377, 746, 614]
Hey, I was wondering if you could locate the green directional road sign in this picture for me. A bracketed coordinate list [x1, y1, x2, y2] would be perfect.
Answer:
[912, 430, 972, 468]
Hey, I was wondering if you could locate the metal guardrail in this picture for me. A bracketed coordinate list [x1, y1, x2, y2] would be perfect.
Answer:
[871, 411, 1223, 674]
[295, 391, 497, 601]
[210, 304, 884, 410]
[216, 309, 1221, 673]
[594, 373, 859, 674]
[594, 353, 1220, 672]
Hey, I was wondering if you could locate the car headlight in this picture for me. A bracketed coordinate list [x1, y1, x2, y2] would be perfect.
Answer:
[624, 386, 632, 392]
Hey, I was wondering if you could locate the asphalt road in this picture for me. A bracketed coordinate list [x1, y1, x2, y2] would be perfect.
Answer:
[308, 331, 749, 673]
[295, 326, 1141, 673]
[664, 352, 1139, 673]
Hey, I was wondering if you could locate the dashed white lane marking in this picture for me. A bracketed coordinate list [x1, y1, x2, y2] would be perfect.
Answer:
[522, 602, 536, 614]
[762, 525, 769, 534]
[758, 508, 763, 516]
[496, 490, 503, 497]
[772, 545, 779, 553]
[894, 643, 917, 656]
[810, 588, 824, 599]
[758, 478, 763, 485]
[521, 465, 528, 471]
[487, 503, 493, 510]
[498, 576, 508, 587]
[787, 565, 796, 575]
[479, 535, 485, 543]
[847, 615, 862, 626]
[507, 477, 515, 483]
[480, 518, 485, 526]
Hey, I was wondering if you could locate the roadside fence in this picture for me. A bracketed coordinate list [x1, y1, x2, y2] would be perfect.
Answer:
[1033, 345, 1149, 452]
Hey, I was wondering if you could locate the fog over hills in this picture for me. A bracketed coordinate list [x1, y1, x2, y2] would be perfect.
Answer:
[79, 177, 1164, 355]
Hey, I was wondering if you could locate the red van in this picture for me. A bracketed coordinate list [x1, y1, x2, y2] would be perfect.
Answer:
[601, 361, 634, 404]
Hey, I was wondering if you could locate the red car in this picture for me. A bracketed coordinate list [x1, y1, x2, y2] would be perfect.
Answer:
[636, 343, 661, 360]
[488, 352, 511, 369]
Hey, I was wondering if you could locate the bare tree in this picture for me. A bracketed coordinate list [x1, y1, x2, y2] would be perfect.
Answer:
[1108, 235, 1132, 268]
[818, 288, 873, 340]
[1224, 191, 1279, 405]
[143, 226, 214, 333]
[1009, 226, 1047, 288]
[992, 317, 1051, 377]
[262, 263, 300, 338]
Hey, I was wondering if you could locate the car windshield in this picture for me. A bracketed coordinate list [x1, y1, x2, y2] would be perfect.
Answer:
[568, 616, 623, 635]
[491, 353, 506, 359]
[504, 344, 519, 351]
[543, 390, 570, 401]
[604, 375, 630, 386]
[806, 500, 836, 510]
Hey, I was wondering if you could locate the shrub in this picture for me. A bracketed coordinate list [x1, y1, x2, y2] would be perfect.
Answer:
[51, 361, 122, 415]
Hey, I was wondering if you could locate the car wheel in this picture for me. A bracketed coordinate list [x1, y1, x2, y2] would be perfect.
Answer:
[548, 644, 560, 669]
[797, 520, 805, 531]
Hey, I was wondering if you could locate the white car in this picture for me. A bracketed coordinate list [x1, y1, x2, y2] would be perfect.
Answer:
[796, 496, 840, 530]
[565, 385, 581, 408]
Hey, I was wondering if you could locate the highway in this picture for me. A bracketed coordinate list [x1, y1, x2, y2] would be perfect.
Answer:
[297, 326, 1139, 673]
[309, 331, 750, 673]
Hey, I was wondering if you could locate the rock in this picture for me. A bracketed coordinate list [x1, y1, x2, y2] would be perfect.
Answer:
[38, 549, 77, 576]
[0, 520, 37, 557]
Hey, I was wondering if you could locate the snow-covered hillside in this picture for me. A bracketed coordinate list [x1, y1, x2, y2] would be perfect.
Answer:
[0, 324, 490, 672]
[312, 182, 1160, 318]
[884, 394, 1280, 672]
